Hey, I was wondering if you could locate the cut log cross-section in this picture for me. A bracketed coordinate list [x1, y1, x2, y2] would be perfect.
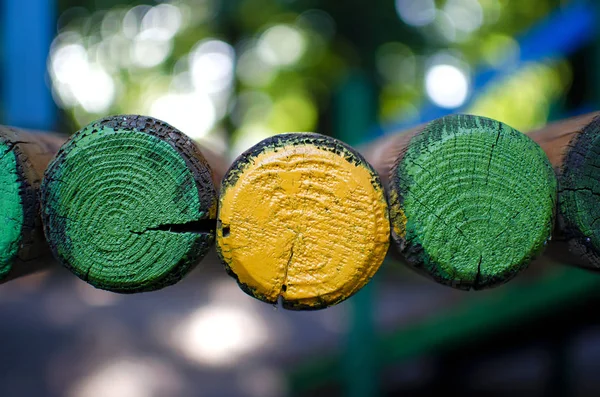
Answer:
[217, 133, 390, 310]
[363, 114, 557, 290]
[0, 126, 66, 282]
[529, 112, 600, 269]
[41, 115, 219, 293]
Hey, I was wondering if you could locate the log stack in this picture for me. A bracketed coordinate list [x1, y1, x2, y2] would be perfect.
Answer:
[0, 112, 594, 309]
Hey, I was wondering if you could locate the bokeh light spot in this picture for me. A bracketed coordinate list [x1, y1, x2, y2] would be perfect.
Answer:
[425, 64, 469, 108]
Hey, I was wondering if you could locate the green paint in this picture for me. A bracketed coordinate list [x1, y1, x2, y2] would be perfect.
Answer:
[0, 140, 23, 277]
[559, 119, 600, 266]
[390, 114, 557, 289]
[42, 116, 216, 293]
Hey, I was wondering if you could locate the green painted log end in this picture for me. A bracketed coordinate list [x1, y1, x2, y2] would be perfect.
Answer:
[0, 126, 60, 281]
[41, 115, 218, 293]
[0, 138, 25, 278]
[559, 115, 600, 268]
[389, 114, 557, 290]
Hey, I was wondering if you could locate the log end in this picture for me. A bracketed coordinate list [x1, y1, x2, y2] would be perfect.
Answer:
[389, 114, 557, 290]
[559, 115, 600, 268]
[217, 133, 390, 310]
[0, 138, 26, 278]
[41, 115, 217, 293]
[0, 126, 59, 281]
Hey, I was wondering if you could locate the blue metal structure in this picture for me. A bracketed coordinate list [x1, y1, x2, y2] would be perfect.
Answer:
[1, 0, 56, 130]
[374, 0, 597, 139]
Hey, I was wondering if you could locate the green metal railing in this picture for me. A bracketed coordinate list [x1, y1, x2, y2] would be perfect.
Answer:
[289, 265, 600, 395]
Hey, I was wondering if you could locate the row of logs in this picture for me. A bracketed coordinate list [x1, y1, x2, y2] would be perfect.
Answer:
[0, 112, 598, 310]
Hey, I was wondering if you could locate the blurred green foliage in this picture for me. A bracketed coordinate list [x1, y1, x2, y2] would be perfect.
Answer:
[50, 0, 569, 155]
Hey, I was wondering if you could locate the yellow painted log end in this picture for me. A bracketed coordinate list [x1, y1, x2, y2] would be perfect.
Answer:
[217, 133, 390, 310]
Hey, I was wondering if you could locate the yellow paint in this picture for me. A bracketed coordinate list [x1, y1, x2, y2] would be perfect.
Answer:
[217, 143, 390, 308]
[388, 189, 407, 239]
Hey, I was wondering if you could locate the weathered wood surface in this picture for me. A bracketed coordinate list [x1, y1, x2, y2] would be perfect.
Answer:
[217, 133, 390, 310]
[0, 126, 66, 282]
[197, 145, 227, 189]
[528, 112, 600, 269]
[363, 114, 557, 290]
[41, 115, 219, 293]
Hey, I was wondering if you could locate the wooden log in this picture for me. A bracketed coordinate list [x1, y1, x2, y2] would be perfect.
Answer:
[363, 114, 557, 290]
[528, 112, 600, 269]
[40, 115, 219, 293]
[0, 126, 66, 281]
[197, 145, 227, 188]
[216, 133, 390, 310]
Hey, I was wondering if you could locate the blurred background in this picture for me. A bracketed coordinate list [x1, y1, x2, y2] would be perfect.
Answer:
[2, 0, 600, 396]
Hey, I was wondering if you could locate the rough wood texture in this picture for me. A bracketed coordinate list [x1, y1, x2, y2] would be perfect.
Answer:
[197, 146, 227, 188]
[41, 115, 218, 293]
[361, 124, 425, 185]
[364, 114, 557, 290]
[216, 133, 390, 310]
[0, 126, 66, 281]
[528, 112, 600, 269]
